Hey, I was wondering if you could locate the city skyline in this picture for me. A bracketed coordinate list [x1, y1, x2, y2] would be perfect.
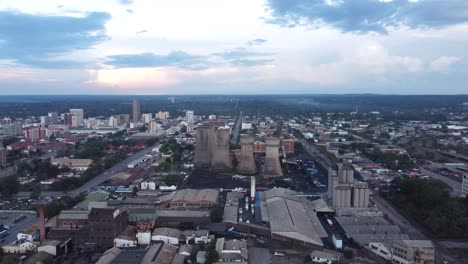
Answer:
[1, 0, 468, 95]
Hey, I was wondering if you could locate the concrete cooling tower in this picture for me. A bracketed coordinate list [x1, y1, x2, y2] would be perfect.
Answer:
[263, 137, 283, 177]
[194, 125, 214, 167]
[211, 128, 233, 171]
[237, 134, 256, 175]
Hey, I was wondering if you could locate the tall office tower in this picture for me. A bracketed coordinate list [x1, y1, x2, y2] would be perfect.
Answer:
[69, 109, 84, 127]
[237, 134, 256, 175]
[211, 128, 233, 171]
[186, 110, 194, 133]
[0, 146, 7, 167]
[133, 100, 141, 123]
[193, 125, 214, 168]
[3, 123, 23, 136]
[48, 112, 58, 124]
[263, 137, 283, 177]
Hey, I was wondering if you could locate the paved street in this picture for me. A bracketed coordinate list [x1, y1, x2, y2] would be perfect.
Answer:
[0, 211, 38, 246]
[421, 168, 462, 197]
[39, 146, 155, 197]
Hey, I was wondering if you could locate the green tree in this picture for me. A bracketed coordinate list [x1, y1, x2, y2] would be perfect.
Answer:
[206, 240, 219, 264]
[2, 255, 20, 264]
[0, 176, 19, 197]
[210, 206, 224, 222]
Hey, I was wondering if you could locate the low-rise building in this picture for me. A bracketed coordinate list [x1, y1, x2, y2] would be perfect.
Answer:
[51, 158, 93, 171]
[310, 250, 341, 264]
[215, 238, 248, 263]
[392, 240, 435, 264]
[152, 228, 182, 245]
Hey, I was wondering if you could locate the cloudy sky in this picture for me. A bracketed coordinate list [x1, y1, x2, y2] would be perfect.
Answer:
[1, 0, 468, 95]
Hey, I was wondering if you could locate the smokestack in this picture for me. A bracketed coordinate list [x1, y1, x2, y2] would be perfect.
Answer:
[237, 134, 256, 175]
[194, 125, 214, 168]
[211, 128, 233, 171]
[39, 206, 46, 241]
[263, 137, 283, 177]
[250, 176, 256, 201]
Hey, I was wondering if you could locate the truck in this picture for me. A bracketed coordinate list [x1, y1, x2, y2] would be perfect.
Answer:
[332, 233, 343, 251]
[326, 218, 333, 227]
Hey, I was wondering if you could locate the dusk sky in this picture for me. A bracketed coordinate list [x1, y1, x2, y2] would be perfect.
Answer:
[1, 0, 468, 95]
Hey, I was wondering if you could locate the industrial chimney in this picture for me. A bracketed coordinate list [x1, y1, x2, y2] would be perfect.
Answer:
[39, 206, 46, 241]
[263, 137, 283, 177]
[237, 134, 256, 175]
[211, 128, 233, 171]
[250, 176, 256, 201]
[194, 125, 214, 168]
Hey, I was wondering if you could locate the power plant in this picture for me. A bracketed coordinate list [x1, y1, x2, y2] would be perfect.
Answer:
[237, 134, 256, 175]
[193, 125, 214, 167]
[263, 136, 283, 177]
[211, 128, 233, 171]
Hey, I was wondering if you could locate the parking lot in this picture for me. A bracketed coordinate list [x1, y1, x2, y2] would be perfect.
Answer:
[0, 211, 38, 246]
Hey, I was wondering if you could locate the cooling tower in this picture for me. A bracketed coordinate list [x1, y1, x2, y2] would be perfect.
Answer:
[194, 125, 214, 168]
[263, 137, 283, 177]
[237, 134, 256, 175]
[211, 128, 233, 171]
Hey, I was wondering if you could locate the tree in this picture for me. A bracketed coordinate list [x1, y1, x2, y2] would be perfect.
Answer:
[0, 176, 19, 197]
[206, 240, 219, 264]
[210, 206, 224, 222]
[29, 184, 42, 200]
[1, 255, 20, 264]
[159, 162, 171, 172]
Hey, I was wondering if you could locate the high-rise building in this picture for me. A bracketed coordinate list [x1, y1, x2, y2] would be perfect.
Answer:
[3, 123, 23, 136]
[40, 116, 51, 125]
[109, 116, 119, 128]
[0, 146, 7, 167]
[69, 109, 84, 127]
[133, 100, 141, 123]
[141, 113, 153, 124]
[48, 112, 59, 124]
[24, 126, 47, 142]
[119, 114, 130, 124]
[186, 111, 194, 133]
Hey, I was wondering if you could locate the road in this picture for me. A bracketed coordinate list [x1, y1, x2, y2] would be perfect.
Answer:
[372, 191, 462, 264]
[230, 111, 242, 145]
[421, 168, 462, 197]
[0, 211, 38, 246]
[39, 146, 155, 197]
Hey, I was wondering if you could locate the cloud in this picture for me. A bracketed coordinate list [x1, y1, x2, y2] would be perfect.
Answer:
[429, 56, 461, 72]
[136, 29, 148, 34]
[231, 59, 274, 67]
[213, 48, 273, 60]
[126, 9, 133, 14]
[247, 38, 267, 46]
[117, 0, 133, 5]
[265, 0, 468, 34]
[0, 11, 111, 68]
[104, 51, 212, 70]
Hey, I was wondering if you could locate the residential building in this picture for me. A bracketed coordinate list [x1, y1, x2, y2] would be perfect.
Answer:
[392, 240, 435, 264]
[156, 111, 170, 120]
[3, 122, 23, 136]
